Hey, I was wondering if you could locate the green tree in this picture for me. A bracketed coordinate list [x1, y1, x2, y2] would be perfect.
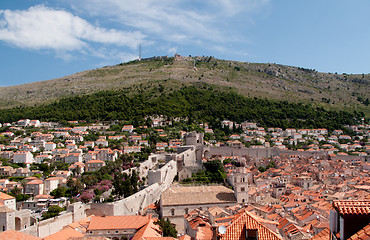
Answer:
[154, 218, 177, 237]
[42, 205, 64, 220]
[50, 186, 67, 198]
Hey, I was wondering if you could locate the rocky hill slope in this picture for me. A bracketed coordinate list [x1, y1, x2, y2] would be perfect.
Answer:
[0, 55, 368, 116]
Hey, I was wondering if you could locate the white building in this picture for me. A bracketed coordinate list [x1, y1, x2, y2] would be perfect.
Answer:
[12, 151, 34, 164]
[45, 142, 56, 151]
[44, 177, 60, 195]
[64, 153, 83, 164]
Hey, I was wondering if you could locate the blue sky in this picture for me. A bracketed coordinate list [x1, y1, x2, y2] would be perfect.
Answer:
[0, 0, 370, 86]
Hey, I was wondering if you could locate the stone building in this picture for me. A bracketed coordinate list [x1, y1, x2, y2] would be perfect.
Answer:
[160, 185, 237, 234]
[86, 215, 151, 239]
[232, 168, 250, 204]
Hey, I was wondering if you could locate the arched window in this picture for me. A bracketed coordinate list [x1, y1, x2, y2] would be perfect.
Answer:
[171, 208, 175, 216]
[184, 208, 189, 214]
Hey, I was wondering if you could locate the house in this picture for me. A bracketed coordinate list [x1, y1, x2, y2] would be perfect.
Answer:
[68, 135, 84, 143]
[17, 119, 30, 127]
[124, 146, 142, 154]
[54, 170, 71, 179]
[64, 152, 83, 164]
[122, 125, 134, 133]
[220, 210, 282, 240]
[85, 160, 105, 172]
[95, 138, 109, 148]
[34, 154, 52, 164]
[66, 143, 77, 150]
[160, 185, 237, 234]
[329, 200, 370, 240]
[156, 142, 168, 151]
[43, 177, 61, 195]
[0, 192, 16, 210]
[12, 168, 32, 177]
[25, 179, 44, 197]
[38, 134, 54, 141]
[96, 148, 117, 162]
[29, 120, 40, 127]
[84, 141, 95, 148]
[139, 140, 149, 147]
[5, 181, 21, 191]
[86, 215, 151, 239]
[19, 145, 37, 153]
[108, 135, 125, 141]
[69, 162, 85, 175]
[29, 139, 45, 150]
[0, 166, 14, 177]
[0, 180, 9, 190]
[0, 151, 14, 160]
[12, 151, 34, 164]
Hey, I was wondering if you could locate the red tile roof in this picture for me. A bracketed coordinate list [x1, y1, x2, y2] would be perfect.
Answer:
[0, 230, 41, 240]
[0, 192, 15, 200]
[43, 227, 85, 240]
[132, 218, 161, 240]
[87, 215, 150, 230]
[220, 210, 282, 240]
[348, 223, 370, 240]
[309, 227, 330, 240]
[333, 200, 370, 215]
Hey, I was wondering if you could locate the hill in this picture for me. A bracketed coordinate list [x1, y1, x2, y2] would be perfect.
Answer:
[0, 55, 369, 116]
[0, 85, 359, 131]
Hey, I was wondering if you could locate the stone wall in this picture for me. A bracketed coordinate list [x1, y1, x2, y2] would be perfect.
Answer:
[209, 146, 332, 160]
[210, 146, 277, 158]
[18, 158, 177, 237]
[88, 160, 177, 216]
[20, 201, 88, 237]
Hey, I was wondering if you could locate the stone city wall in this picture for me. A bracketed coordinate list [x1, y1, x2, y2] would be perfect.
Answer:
[88, 160, 177, 216]
[21, 202, 88, 237]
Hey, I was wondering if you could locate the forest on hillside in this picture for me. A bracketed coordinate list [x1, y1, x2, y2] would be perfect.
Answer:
[0, 84, 364, 131]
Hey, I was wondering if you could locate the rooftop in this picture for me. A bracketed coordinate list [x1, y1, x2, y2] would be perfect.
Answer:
[161, 185, 236, 206]
[333, 200, 370, 215]
[0, 230, 41, 240]
[87, 215, 150, 231]
[220, 210, 282, 240]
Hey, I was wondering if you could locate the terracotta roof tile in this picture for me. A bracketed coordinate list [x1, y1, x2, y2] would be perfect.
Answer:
[0, 230, 41, 240]
[87, 215, 150, 230]
[333, 200, 370, 215]
[348, 223, 370, 240]
[0, 192, 15, 200]
[220, 210, 282, 240]
[162, 186, 236, 206]
[43, 227, 85, 240]
[132, 219, 161, 240]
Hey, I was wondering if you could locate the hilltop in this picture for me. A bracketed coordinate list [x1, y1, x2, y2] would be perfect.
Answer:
[0, 55, 369, 116]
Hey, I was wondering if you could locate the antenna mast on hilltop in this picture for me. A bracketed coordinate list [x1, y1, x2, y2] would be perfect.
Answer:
[139, 43, 142, 61]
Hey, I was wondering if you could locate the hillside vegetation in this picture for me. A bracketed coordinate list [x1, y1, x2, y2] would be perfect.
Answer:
[0, 84, 362, 131]
[0, 56, 368, 116]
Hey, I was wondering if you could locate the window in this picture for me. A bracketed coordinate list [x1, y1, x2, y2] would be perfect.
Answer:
[241, 187, 245, 192]
[246, 229, 258, 240]
[171, 209, 175, 216]
[184, 208, 189, 214]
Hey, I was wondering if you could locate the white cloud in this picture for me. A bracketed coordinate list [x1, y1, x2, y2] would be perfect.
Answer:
[0, 5, 144, 51]
[168, 47, 177, 55]
[68, 0, 270, 53]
